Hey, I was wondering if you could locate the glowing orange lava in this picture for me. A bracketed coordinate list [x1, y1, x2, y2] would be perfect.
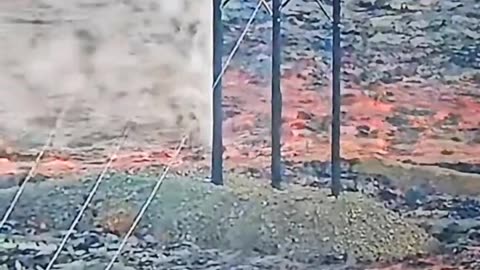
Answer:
[0, 67, 479, 176]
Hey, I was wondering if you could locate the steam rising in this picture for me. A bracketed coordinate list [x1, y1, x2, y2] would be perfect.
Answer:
[0, 0, 213, 150]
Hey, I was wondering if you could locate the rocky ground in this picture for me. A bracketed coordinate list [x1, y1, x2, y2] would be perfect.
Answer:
[0, 161, 480, 269]
[223, 0, 480, 84]
[215, 0, 480, 167]
[0, 169, 433, 269]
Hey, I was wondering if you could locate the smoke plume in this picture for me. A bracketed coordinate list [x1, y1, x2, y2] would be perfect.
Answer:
[0, 0, 213, 151]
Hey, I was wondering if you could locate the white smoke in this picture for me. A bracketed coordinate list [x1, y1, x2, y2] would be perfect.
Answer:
[0, 0, 213, 151]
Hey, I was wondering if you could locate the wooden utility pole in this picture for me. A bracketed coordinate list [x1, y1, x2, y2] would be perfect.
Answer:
[271, 0, 283, 189]
[331, 0, 342, 197]
[212, 0, 224, 185]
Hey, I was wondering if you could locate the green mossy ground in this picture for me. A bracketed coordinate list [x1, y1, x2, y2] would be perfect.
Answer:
[0, 170, 438, 263]
[146, 174, 436, 262]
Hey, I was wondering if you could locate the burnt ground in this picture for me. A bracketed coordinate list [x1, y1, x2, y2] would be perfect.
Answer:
[1, 0, 480, 269]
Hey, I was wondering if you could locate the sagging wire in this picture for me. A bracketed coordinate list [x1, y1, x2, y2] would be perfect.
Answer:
[104, 1, 265, 267]
[2, 0, 268, 266]
[216, 0, 331, 92]
[313, 0, 332, 22]
[222, 0, 330, 21]
[222, 0, 272, 15]
[45, 125, 130, 270]
[104, 135, 187, 270]
[0, 96, 75, 230]
[213, 0, 264, 89]
[281, 0, 292, 8]
[43, 3, 262, 263]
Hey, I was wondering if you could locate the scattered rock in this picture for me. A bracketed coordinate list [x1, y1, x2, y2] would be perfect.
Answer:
[296, 110, 314, 120]
[0, 171, 436, 267]
[221, 0, 479, 84]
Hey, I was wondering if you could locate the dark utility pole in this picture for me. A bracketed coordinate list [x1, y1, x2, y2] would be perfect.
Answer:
[331, 0, 342, 197]
[212, 0, 224, 185]
[271, 0, 283, 189]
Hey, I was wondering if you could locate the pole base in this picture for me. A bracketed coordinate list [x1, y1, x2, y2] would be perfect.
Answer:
[271, 181, 288, 192]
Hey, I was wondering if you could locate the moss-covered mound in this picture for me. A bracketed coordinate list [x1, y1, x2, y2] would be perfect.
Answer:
[95, 173, 436, 262]
[0, 172, 437, 263]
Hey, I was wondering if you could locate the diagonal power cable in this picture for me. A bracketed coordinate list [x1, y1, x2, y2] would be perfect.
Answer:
[104, 1, 266, 268]
[313, 0, 332, 22]
[223, 0, 272, 15]
[44, 2, 263, 263]
[45, 125, 130, 270]
[213, 0, 264, 89]
[103, 135, 187, 270]
[0, 96, 75, 229]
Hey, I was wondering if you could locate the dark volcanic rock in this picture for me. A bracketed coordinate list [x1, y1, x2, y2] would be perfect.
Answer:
[289, 158, 480, 263]
[221, 0, 480, 84]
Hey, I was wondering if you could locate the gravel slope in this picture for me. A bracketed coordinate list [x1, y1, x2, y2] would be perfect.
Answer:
[0, 171, 437, 269]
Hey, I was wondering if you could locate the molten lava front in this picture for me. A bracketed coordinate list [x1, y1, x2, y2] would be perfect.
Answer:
[1, 67, 480, 176]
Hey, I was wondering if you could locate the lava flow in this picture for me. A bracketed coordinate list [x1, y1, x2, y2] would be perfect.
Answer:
[2, 64, 480, 177]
